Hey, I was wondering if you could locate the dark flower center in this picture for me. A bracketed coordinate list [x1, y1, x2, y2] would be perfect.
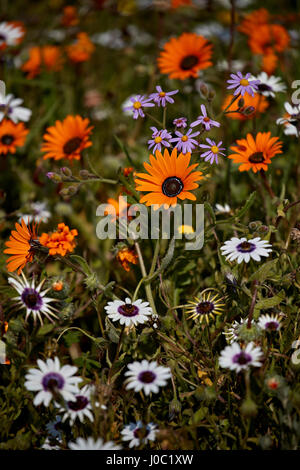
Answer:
[21, 287, 43, 310]
[233, 351, 252, 365]
[133, 427, 150, 440]
[42, 372, 65, 391]
[162, 176, 183, 197]
[63, 137, 82, 155]
[237, 241, 256, 253]
[257, 83, 272, 92]
[1, 134, 14, 146]
[67, 395, 89, 411]
[248, 152, 265, 163]
[180, 54, 199, 70]
[138, 371, 156, 384]
[118, 303, 139, 317]
[0, 34, 6, 42]
[196, 301, 214, 315]
[265, 321, 279, 331]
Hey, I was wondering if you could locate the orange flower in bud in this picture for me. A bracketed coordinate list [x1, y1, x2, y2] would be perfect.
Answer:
[39, 223, 78, 256]
[52, 280, 64, 291]
[116, 248, 138, 272]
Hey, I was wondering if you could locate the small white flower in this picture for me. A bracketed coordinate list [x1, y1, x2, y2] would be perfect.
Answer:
[0, 22, 23, 47]
[121, 421, 157, 448]
[104, 297, 153, 327]
[219, 342, 263, 372]
[125, 359, 171, 395]
[25, 357, 82, 407]
[220, 237, 272, 264]
[18, 201, 51, 224]
[223, 318, 247, 344]
[8, 272, 58, 325]
[276, 102, 300, 137]
[258, 314, 281, 331]
[68, 437, 121, 450]
[41, 438, 61, 450]
[249, 72, 286, 98]
[216, 59, 245, 72]
[215, 203, 231, 214]
[56, 384, 95, 424]
[0, 93, 31, 123]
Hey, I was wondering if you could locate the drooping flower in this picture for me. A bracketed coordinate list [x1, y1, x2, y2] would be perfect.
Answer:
[219, 342, 263, 373]
[228, 132, 283, 172]
[249, 72, 286, 98]
[0, 119, 28, 155]
[150, 86, 178, 107]
[121, 422, 157, 448]
[222, 92, 269, 121]
[0, 93, 31, 123]
[186, 290, 225, 324]
[116, 248, 138, 272]
[123, 95, 154, 119]
[56, 384, 95, 424]
[199, 138, 226, 164]
[4, 219, 38, 274]
[220, 236, 272, 263]
[0, 22, 24, 48]
[22, 46, 63, 79]
[66, 32, 95, 63]
[157, 32, 213, 80]
[104, 297, 153, 327]
[24, 357, 82, 407]
[125, 360, 172, 395]
[173, 117, 187, 128]
[18, 201, 51, 225]
[227, 72, 260, 97]
[258, 314, 281, 332]
[134, 148, 203, 208]
[41, 115, 93, 161]
[68, 437, 121, 450]
[170, 128, 200, 154]
[190, 104, 220, 131]
[8, 272, 58, 325]
[148, 127, 172, 153]
[39, 223, 78, 256]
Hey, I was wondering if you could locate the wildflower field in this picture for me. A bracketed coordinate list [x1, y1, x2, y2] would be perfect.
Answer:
[1, 0, 300, 452]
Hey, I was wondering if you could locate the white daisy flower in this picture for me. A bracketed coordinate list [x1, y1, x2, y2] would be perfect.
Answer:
[258, 314, 281, 331]
[18, 201, 51, 224]
[0, 22, 23, 47]
[220, 237, 272, 264]
[104, 297, 153, 327]
[219, 342, 263, 373]
[0, 93, 31, 123]
[125, 359, 171, 395]
[24, 357, 82, 407]
[276, 102, 300, 137]
[216, 59, 245, 72]
[41, 438, 61, 450]
[8, 272, 58, 325]
[121, 421, 157, 448]
[215, 203, 231, 214]
[249, 72, 286, 98]
[68, 437, 121, 450]
[56, 384, 95, 424]
[223, 318, 247, 344]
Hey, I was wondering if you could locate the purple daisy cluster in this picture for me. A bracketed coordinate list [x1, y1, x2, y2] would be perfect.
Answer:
[227, 72, 261, 97]
[148, 127, 172, 153]
[124, 86, 179, 119]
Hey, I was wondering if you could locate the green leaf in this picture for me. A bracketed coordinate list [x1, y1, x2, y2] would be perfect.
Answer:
[204, 202, 216, 225]
[254, 289, 285, 315]
[105, 318, 120, 343]
[248, 259, 278, 283]
[37, 323, 55, 336]
[69, 255, 92, 275]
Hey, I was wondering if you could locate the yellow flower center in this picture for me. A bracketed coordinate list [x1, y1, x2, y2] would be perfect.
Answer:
[154, 136, 162, 143]
[133, 101, 142, 109]
[240, 78, 249, 86]
[211, 145, 219, 154]
[178, 224, 194, 234]
[159, 91, 166, 97]
[181, 135, 188, 142]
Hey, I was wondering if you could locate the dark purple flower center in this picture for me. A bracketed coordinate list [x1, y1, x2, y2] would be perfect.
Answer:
[257, 83, 272, 92]
[232, 351, 252, 365]
[180, 55, 199, 70]
[21, 287, 43, 310]
[0, 34, 6, 42]
[265, 321, 279, 331]
[248, 152, 265, 163]
[118, 303, 139, 317]
[67, 395, 89, 411]
[63, 137, 82, 155]
[236, 241, 256, 253]
[162, 176, 183, 197]
[1, 133, 14, 146]
[42, 372, 65, 391]
[196, 301, 214, 315]
[138, 371, 156, 384]
[133, 426, 150, 439]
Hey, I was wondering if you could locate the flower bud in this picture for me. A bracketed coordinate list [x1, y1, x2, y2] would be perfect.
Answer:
[243, 106, 255, 116]
[79, 169, 90, 179]
[47, 172, 62, 183]
[67, 185, 78, 196]
[240, 396, 258, 418]
[238, 322, 263, 342]
[169, 398, 181, 419]
[60, 167, 72, 177]
[238, 97, 245, 108]
[84, 272, 99, 291]
[258, 225, 269, 234]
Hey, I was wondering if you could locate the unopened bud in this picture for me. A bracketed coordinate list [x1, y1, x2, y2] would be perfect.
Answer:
[66, 185, 78, 196]
[199, 83, 209, 97]
[240, 396, 257, 418]
[79, 170, 90, 179]
[47, 172, 62, 183]
[238, 97, 245, 108]
[243, 106, 255, 116]
[60, 167, 72, 177]
[84, 272, 99, 290]
[169, 398, 181, 418]
[207, 89, 216, 101]
[258, 225, 269, 234]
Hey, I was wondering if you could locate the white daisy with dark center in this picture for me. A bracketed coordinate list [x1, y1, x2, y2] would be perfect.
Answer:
[68, 437, 121, 450]
[258, 314, 281, 332]
[24, 357, 82, 407]
[104, 297, 153, 327]
[121, 421, 157, 448]
[0, 22, 23, 46]
[249, 72, 286, 98]
[125, 359, 172, 395]
[223, 318, 248, 344]
[219, 342, 263, 373]
[0, 93, 31, 123]
[220, 236, 272, 264]
[8, 272, 58, 325]
[56, 384, 96, 424]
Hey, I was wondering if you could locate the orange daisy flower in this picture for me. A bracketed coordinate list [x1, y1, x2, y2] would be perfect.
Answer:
[22, 46, 63, 79]
[62, 6, 79, 27]
[222, 92, 269, 121]
[39, 223, 78, 256]
[41, 115, 93, 161]
[66, 32, 95, 63]
[238, 8, 270, 35]
[4, 219, 38, 274]
[104, 195, 129, 219]
[157, 33, 213, 80]
[171, 0, 192, 8]
[135, 148, 203, 208]
[0, 119, 29, 155]
[116, 248, 138, 272]
[228, 132, 283, 173]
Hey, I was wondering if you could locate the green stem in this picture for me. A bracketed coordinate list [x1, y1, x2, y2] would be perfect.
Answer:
[134, 241, 158, 315]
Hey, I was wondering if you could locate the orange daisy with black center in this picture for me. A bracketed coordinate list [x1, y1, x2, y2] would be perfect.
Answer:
[157, 32, 213, 80]
[41, 115, 93, 161]
[0, 119, 28, 155]
[228, 132, 283, 173]
[134, 148, 203, 208]
[4, 219, 38, 274]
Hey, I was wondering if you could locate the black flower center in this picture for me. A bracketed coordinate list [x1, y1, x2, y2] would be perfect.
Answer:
[265, 321, 279, 331]
[63, 137, 82, 155]
[162, 176, 183, 197]
[133, 427, 150, 440]
[233, 351, 252, 365]
[248, 152, 265, 163]
[0, 34, 6, 41]
[237, 241, 256, 253]
[118, 304, 139, 317]
[138, 371, 156, 384]
[21, 287, 43, 310]
[42, 372, 65, 392]
[180, 54, 199, 70]
[67, 395, 89, 411]
[196, 301, 214, 315]
[1, 134, 14, 146]
[257, 83, 272, 92]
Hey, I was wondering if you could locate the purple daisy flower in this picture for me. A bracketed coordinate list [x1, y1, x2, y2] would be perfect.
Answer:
[124, 94, 155, 119]
[227, 72, 260, 97]
[150, 86, 178, 107]
[199, 138, 226, 164]
[190, 104, 220, 131]
[170, 128, 200, 154]
[173, 117, 187, 128]
[148, 127, 172, 153]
